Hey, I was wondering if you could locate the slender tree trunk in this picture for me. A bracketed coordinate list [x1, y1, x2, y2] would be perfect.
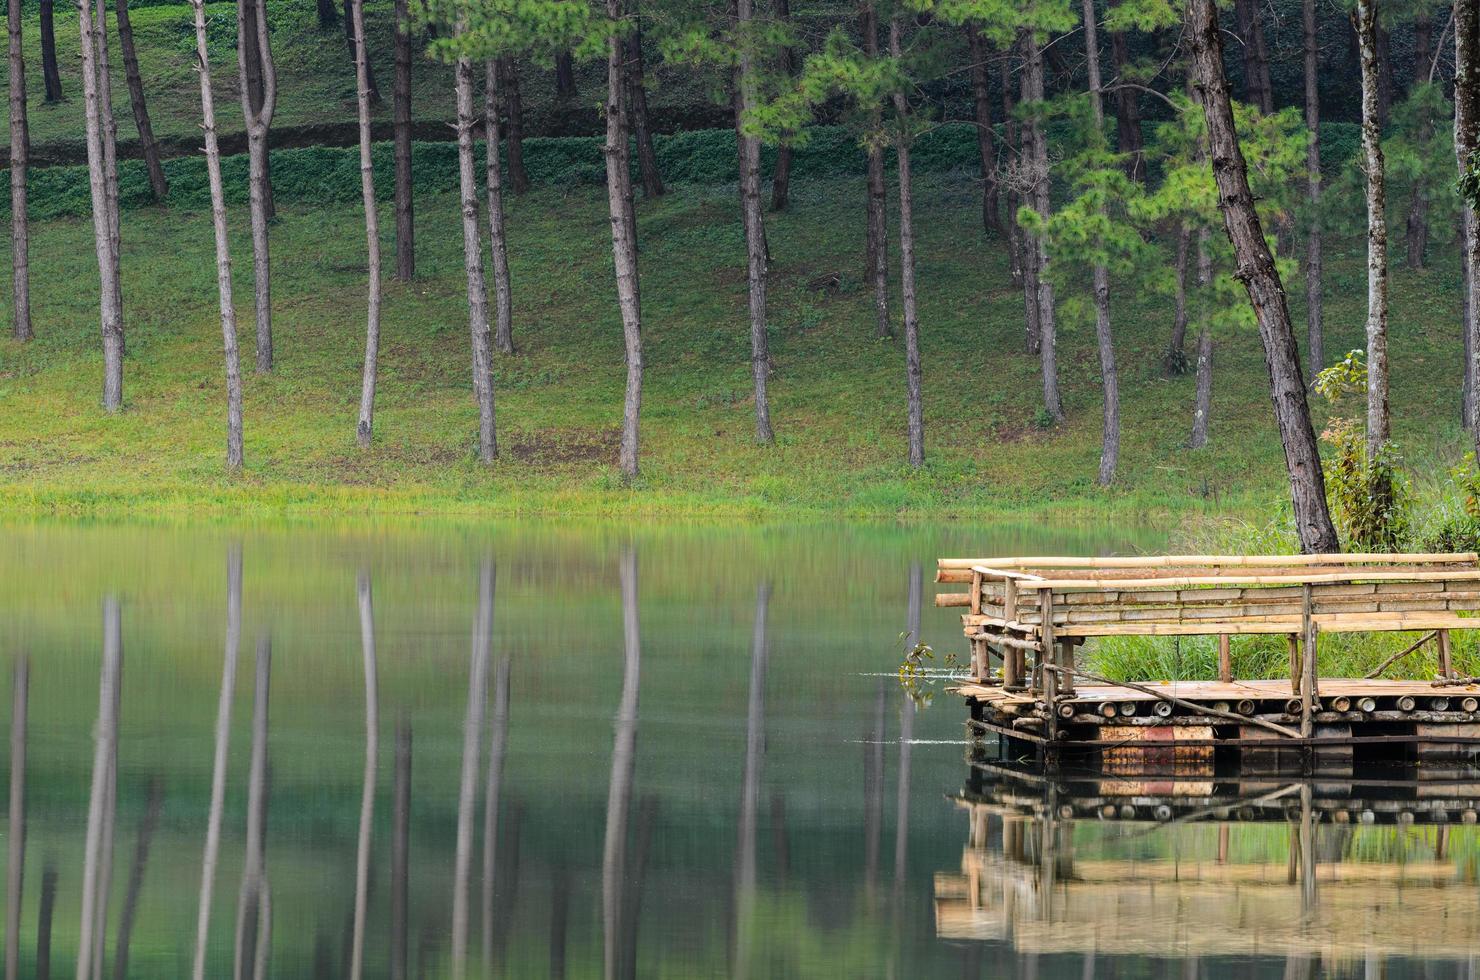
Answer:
[1082, 0, 1119, 483]
[79, 0, 123, 411]
[1001, 50, 1024, 287]
[349, 571, 380, 980]
[1354, 0, 1390, 459]
[603, 548, 641, 980]
[392, 0, 413, 281]
[450, 564, 491, 980]
[1304, 0, 1324, 378]
[606, 0, 643, 479]
[239, 0, 276, 374]
[890, 19, 923, 468]
[554, 50, 576, 96]
[352, 0, 382, 448]
[1190, 229, 1214, 447]
[1235, 0, 1274, 113]
[625, 2, 663, 200]
[966, 23, 1002, 234]
[732, 583, 769, 978]
[389, 720, 410, 980]
[192, 549, 242, 980]
[233, 637, 270, 980]
[1171, 223, 1190, 361]
[8, 0, 29, 341]
[77, 598, 122, 980]
[112, 779, 162, 980]
[1407, 9, 1433, 270]
[770, 0, 795, 211]
[861, 2, 890, 339]
[5, 657, 26, 980]
[455, 51, 496, 463]
[1458, 0, 1480, 438]
[499, 58, 530, 194]
[483, 62, 515, 357]
[39, 0, 60, 101]
[738, 0, 775, 445]
[115, 0, 166, 199]
[95, 0, 122, 308]
[35, 863, 55, 980]
[193, 0, 244, 468]
[1108, 0, 1144, 181]
[480, 622, 510, 970]
[1023, 31, 1061, 421]
[341, 0, 380, 104]
[1188, 0, 1340, 553]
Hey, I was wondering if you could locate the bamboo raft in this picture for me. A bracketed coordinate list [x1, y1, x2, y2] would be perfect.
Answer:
[936, 553, 1480, 759]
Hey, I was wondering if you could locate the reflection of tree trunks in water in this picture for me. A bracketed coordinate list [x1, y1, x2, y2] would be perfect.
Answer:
[481, 585, 510, 969]
[619, 796, 656, 980]
[548, 866, 569, 980]
[733, 583, 770, 979]
[193, 547, 242, 980]
[863, 680, 885, 899]
[78, 596, 122, 980]
[111, 777, 163, 980]
[390, 719, 411, 980]
[452, 562, 492, 980]
[5, 656, 26, 980]
[350, 571, 381, 980]
[603, 547, 641, 980]
[36, 862, 56, 980]
[234, 636, 272, 980]
[893, 564, 921, 903]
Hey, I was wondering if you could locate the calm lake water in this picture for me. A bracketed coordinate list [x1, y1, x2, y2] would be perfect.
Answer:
[2, 521, 1478, 978]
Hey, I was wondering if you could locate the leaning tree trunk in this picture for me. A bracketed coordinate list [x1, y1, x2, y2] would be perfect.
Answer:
[39, 0, 60, 101]
[239, 0, 277, 374]
[454, 48, 495, 463]
[351, 0, 382, 448]
[1458, 0, 1480, 436]
[79, 0, 124, 411]
[193, 0, 244, 468]
[341, 0, 380, 104]
[1023, 31, 1061, 421]
[1190, 229, 1214, 447]
[116, 0, 167, 200]
[485, 60, 514, 356]
[966, 22, 1002, 235]
[770, 0, 796, 211]
[890, 18, 924, 468]
[738, 0, 775, 445]
[861, 1, 890, 339]
[393, 0, 413, 280]
[8, 0, 29, 341]
[625, 0, 663, 199]
[1303, 0, 1323, 378]
[1188, 0, 1340, 553]
[500, 58, 531, 194]
[606, 0, 644, 479]
[1082, 0, 1119, 483]
[1354, 0, 1390, 459]
[1406, 10, 1432, 270]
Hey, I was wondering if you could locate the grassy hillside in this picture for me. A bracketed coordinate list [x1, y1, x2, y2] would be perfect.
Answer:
[0, 140, 1468, 520]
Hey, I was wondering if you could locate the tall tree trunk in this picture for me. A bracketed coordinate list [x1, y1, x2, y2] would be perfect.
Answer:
[1458, 0, 1480, 437]
[5, 657, 26, 980]
[1190, 229, 1214, 447]
[861, 1, 890, 339]
[393, 0, 413, 281]
[1234, 0, 1274, 113]
[625, 2, 663, 199]
[95, 0, 124, 354]
[389, 720, 411, 980]
[116, 0, 166, 199]
[1355, 0, 1390, 459]
[79, 0, 124, 411]
[966, 22, 1002, 234]
[603, 547, 641, 980]
[454, 50, 496, 463]
[606, 0, 643, 480]
[349, 571, 380, 980]
[352, 0, 382, 448]
[1108, 1, 1144, 181]
[192, 549, 242, 980]
[891, 18, 924, 468]
[449, 564, 491, 980]
[341, 0, 380, 104]
[38, 0, 60, 102]
[1407, 9, 1433, 270]
[8, 0, 29, 341]
[1171, 223, 1190, 361]
[1082, 0, 1119, 484]
[193, 0, 244, 468]
[1304, 0, 1324, 378]
[485, 61, 515, 356]
[770, 0, 795, 211]
[1188, 0, 1340, 553]
[499, 58, 530, 194]
[1001, 50, 1024, 287]
[239, 0, 276, 374]
[738, 0, 775, 445]
[554, 50, 576, 96]
[77, 598, 122, 980]
[1023, 31, 1062, 421]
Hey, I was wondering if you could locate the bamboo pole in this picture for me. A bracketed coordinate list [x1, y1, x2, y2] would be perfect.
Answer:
[938, 552, 1476, 570]
[1218, 634, 1232, 683]
[1301, 584, 1317, 738]
[1039, 664, 1301, 738]
[1438, 629, 1454, 678]
[1363, 630, 1438, 678]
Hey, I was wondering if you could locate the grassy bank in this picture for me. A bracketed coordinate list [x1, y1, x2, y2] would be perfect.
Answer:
[0, 155, 1469, 521]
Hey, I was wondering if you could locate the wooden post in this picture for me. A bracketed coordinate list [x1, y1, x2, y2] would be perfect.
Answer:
[1438, 628, 1454, 678]
[971, 637, 989, 683]
[1003, 578, 1018, 623]
[1002, 641, 1021, 689]
[969, 570, 982, 615]
[1287, 633, 1300, 694]
[1036, 590, 1056, 699]
[1300, 584, 1317, 738]
[1217, 633, 1232, 683]
[1057, 639, 1075, 696]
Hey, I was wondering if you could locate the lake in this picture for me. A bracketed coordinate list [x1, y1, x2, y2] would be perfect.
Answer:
[2, 521, 1478, 978]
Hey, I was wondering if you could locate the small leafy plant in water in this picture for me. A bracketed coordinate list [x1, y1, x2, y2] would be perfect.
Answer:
[896, 633, 962, 708]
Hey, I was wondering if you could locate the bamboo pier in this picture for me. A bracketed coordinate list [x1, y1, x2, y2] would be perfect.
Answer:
[936, 553, 1480, 761]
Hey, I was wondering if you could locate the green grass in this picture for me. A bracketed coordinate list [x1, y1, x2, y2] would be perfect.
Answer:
[0, 159, 1469, 521]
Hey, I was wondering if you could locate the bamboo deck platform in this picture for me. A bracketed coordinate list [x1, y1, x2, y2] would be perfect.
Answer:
[938, 553, 1480, 758]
